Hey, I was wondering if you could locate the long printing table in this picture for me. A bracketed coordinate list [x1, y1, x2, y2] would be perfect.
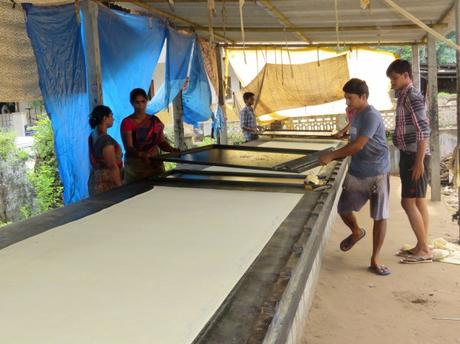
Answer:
[0, 137, 347, 344]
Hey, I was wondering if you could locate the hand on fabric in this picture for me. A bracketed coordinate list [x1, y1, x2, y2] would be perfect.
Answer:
[319, 152, 334, 166]
[411, 161, 424, 181]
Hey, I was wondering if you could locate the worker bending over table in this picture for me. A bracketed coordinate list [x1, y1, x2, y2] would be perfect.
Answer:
[121, 88, 179, 184]
[319, 78, 391, 276]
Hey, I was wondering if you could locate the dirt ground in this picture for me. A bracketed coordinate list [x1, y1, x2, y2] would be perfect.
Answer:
[303, 176, 460, 344]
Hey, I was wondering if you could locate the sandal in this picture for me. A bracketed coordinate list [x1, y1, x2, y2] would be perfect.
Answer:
[368, 265, 391, 276]
[340, 228, 366, 252]
[395, 248, 415, 257]
[399, 255, 433, 264]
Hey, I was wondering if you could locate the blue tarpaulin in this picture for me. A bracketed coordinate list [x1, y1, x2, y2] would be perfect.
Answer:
[98, 6, 167, 144]
[182, 41, 213, 126]
[212, 105, 225, 139]
[148, 28, 194, 114]
[24, 4, 213, 204]
[148, 28, 213, 127]
[24, 3, 90, 204]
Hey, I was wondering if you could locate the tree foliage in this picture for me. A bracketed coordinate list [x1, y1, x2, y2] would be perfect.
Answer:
[0, 131, 32, 225]
[376, 32, 457, 65]
[28, 115, 63, 213]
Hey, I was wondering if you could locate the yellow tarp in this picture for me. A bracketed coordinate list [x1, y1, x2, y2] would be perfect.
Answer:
[228, 47, 396, 121]
[241, 55, 349, 117]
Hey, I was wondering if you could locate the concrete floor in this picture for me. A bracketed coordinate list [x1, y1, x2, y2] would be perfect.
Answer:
[303, 176, 460, 344]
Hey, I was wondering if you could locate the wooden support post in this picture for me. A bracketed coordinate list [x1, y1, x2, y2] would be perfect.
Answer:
[411, 44, 421, 91]
[215, 46, 228, 144]
[172, 91, 186, 150]
[427, 35, 441, 202]
[81, 0, 103, 110]
[456, 0, 460, 242]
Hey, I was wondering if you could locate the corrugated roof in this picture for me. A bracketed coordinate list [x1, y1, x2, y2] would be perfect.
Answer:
[117, 0, 456, 44]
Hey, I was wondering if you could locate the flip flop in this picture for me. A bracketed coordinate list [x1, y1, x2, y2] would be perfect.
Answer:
[399, 256, 433, 264]
[395, 248, 415, 257]
[368, 265, 391, 276]
[339, 228, 366, 252]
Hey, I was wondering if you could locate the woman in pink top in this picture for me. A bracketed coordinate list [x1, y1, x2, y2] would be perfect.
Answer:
[121, 88, 179, 184]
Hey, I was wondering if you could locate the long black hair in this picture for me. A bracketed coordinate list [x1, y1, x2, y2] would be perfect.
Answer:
[89, 105, 112, 129]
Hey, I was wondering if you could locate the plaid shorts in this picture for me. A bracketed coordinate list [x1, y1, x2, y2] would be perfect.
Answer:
[337, 173, 390, 221]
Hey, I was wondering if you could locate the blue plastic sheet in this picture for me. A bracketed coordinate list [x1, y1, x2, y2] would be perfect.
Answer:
[98, 6, 166, 144]
[24, 3, 90, 204]
[182, 42, 213, 126]
[212, 105, 225, 139]
[148, 28, 194, 114]
[24, 4, 214, 204]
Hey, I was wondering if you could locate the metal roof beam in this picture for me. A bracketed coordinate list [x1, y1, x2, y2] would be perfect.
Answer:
[138, 0, 239, 2]
[219, 42, 423, 48]
[187, 23, 447, 33]
[255, 0, 312, 43]
[125, 0, 233, 42]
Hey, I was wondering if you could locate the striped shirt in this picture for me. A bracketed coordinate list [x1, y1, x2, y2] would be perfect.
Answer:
[240, 105, 258, 141]
[393, 84, 431, 154]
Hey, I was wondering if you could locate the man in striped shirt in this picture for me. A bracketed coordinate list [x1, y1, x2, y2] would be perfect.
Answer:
[386, 59, 432, 264]
[240, 92, 259, 142]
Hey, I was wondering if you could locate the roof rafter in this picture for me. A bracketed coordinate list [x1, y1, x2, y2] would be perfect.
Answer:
[255, 0, 312, 43]
[183, 23, 447, 33]
[126, 0, 233, 42]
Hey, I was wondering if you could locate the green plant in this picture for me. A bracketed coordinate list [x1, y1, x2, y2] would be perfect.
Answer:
[0, 131, 26, 162]
[194, 136, 216, 147]
[29, 115, 63, 213]
[164, 162, 177, 171]
[0, 131, 33, 223]
[438, 92, 455, 97]
[0, 221, 11, 228]
[228, 130, 245, 145]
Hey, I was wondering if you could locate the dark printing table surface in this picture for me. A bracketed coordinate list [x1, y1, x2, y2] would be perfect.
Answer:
[154, 144, 332, 173]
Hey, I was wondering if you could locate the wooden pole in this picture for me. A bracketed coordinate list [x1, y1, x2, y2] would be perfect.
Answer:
[81, 0, 103, 110]
[427, 35, 441, 201]
[172, 91, 186, 150]
[456, 0, 460, 242]
[411, 44, 421, 91]
[215, 46, 228, 144]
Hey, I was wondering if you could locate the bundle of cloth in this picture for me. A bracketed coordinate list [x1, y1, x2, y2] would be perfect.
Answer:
[401, 238, 460, 265]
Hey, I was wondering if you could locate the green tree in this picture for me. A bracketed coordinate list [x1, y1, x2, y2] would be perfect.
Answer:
[375, 32, 457, 65]
[0, 131, 32, 225]
[436, 31, 456, 65]
[28, 115, 63, 213]
[376, 46, 412, 61]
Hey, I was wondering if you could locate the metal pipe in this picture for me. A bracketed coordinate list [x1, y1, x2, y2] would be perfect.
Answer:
[218, 42, 424, 48]
[456, 0, 460, 242]
[180, 23, 447, 33]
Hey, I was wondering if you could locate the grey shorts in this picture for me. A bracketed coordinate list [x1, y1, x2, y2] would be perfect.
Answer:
[337, 173, 390, 221]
